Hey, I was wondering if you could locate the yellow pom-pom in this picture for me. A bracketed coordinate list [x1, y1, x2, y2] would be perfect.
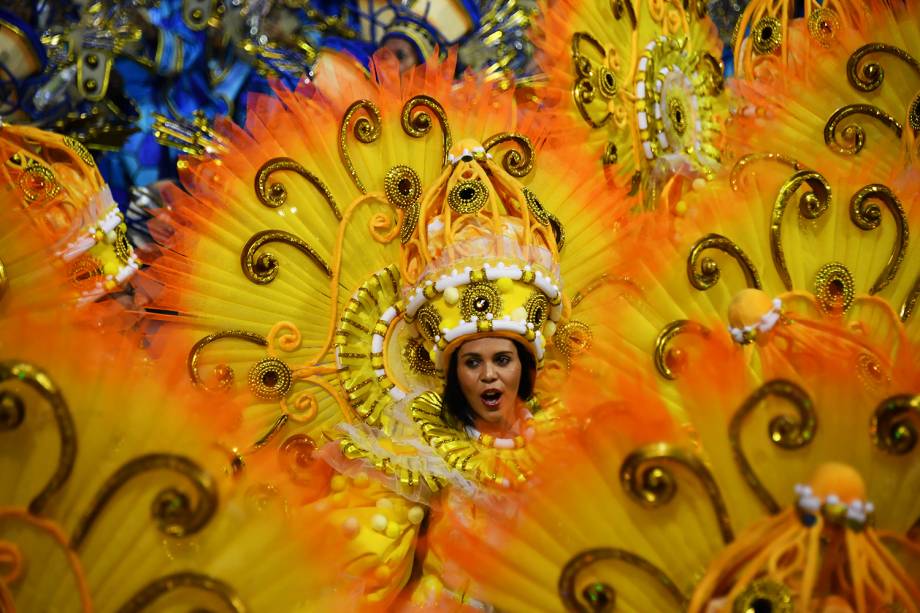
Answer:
[385, 522, 401, 539]
[342, 517, 360, 539]
[496, 277, 513, 294]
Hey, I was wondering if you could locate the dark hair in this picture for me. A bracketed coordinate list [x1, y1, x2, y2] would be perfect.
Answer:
[442, 339, 536, 428]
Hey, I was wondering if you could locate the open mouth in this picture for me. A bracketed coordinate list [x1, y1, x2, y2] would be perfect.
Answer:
[480, 389, 503, 409]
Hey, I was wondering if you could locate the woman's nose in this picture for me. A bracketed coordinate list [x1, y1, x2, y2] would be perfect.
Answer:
[481, 363, 497, 380]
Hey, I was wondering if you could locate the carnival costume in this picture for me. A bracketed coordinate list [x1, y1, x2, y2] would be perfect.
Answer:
[1, 0, 919, 610]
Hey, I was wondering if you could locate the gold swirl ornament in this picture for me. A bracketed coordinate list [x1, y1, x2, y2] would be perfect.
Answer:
[557, 547, 686, 612]
[620, 442, 734, 543]
[0, 362, 77, 515]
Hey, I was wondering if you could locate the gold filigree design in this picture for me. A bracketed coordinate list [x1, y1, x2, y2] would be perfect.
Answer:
[0, 258, 7, 303]
[814, 262, 855, 313]
[254, 158, 342, 220]
[549, 213, 566, 251]
[620, 442, 734, 543]
[667, 98, 688, 135]
[113, 225, 132, 265]
[807, 8, 839, 48]
[871, 394, 920, 455]
[558, 548, 685, 612]
[241, 229, 332, 284]
[414, 303, 442, 343]
[401, 95, 452, 167]
[339, 99, 382, 193]
[524, 292, 550, 328]
[687, 233, 762, 291]
[460, 282, 503, 321]
[0, 362, 76, 515]
[609, 0, 638, 28]
[856, 352, 890, 391]
[18, 164, 59, 203]
[247, 357, 293, 400]
[523, 188, 550, 226]
[847, 43, 920, 93]
[654, 320, 710, 380]
[771, 170, 832, 291]
[482, 132, 535, 178]
[729, 380, 816, 514]
[448, 180, 489, 214]
[901, 276, 920, 322]
[824, 104, 903, 155]
[751, 17, 782, 55]
[71, 453, 218, 550]
[597, 66, 618, 98]
[116, 572, 245, 613]
[732, 579, 793, 613]
[188, 330, 267, 391]
[69, 254, 104, 290]
[63, 136, 95, 167]
[278, 433, 318, 484]
[848, 184, 908, 294]
[571, 32, 611, 129]
[553, 320, 592, 360]
[384, 165, 422, 244]
[910, 94, 920, 131]
[403, 338, 439, 377]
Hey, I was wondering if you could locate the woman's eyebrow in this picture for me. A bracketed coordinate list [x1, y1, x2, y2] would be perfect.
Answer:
[460, 351, 482, 359]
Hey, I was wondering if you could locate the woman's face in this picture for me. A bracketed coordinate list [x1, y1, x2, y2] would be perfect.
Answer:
[457, 337, 522, 431]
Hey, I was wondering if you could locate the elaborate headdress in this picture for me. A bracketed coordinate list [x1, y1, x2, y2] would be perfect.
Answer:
[398, 137, 565, 371]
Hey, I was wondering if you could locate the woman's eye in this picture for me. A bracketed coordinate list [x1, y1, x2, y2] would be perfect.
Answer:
[496, 355, 510, 365]
[464, 359, 480, 368]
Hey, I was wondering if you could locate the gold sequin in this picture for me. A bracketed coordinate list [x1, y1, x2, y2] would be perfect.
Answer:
[751, 16, 782, 55]
[814, 262, 855, 313]
[448, 180, 488, 214]
[247, 357, 294, 400]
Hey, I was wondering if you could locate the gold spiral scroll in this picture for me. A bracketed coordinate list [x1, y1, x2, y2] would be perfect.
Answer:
[824, 104, 903, 155]
[0, 361, 77, 515]
[609, 0, 638, 27]
[771, 170, 832, 291]
[846, 43, 920, 93]
[571, 32, 612, 130]
[483, 132, 536, 178]
[729, 380, 816, 514]
[187, 330, 268, 391]
[620, 442, 734, 544]
[71, 453, 218, 550]
[848, 184, 909, 294]
[254, 157, 342, 221]
[557, 548, 686, 612]
[241, 229, 332, 284]
[871, 394, 920, 455]
[339, 99, 382, 193]
[687, 233, 762, 291]
[653, 320, 710, 380]
[117, 571, 245, 613]
[401, 95, 452, 168]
